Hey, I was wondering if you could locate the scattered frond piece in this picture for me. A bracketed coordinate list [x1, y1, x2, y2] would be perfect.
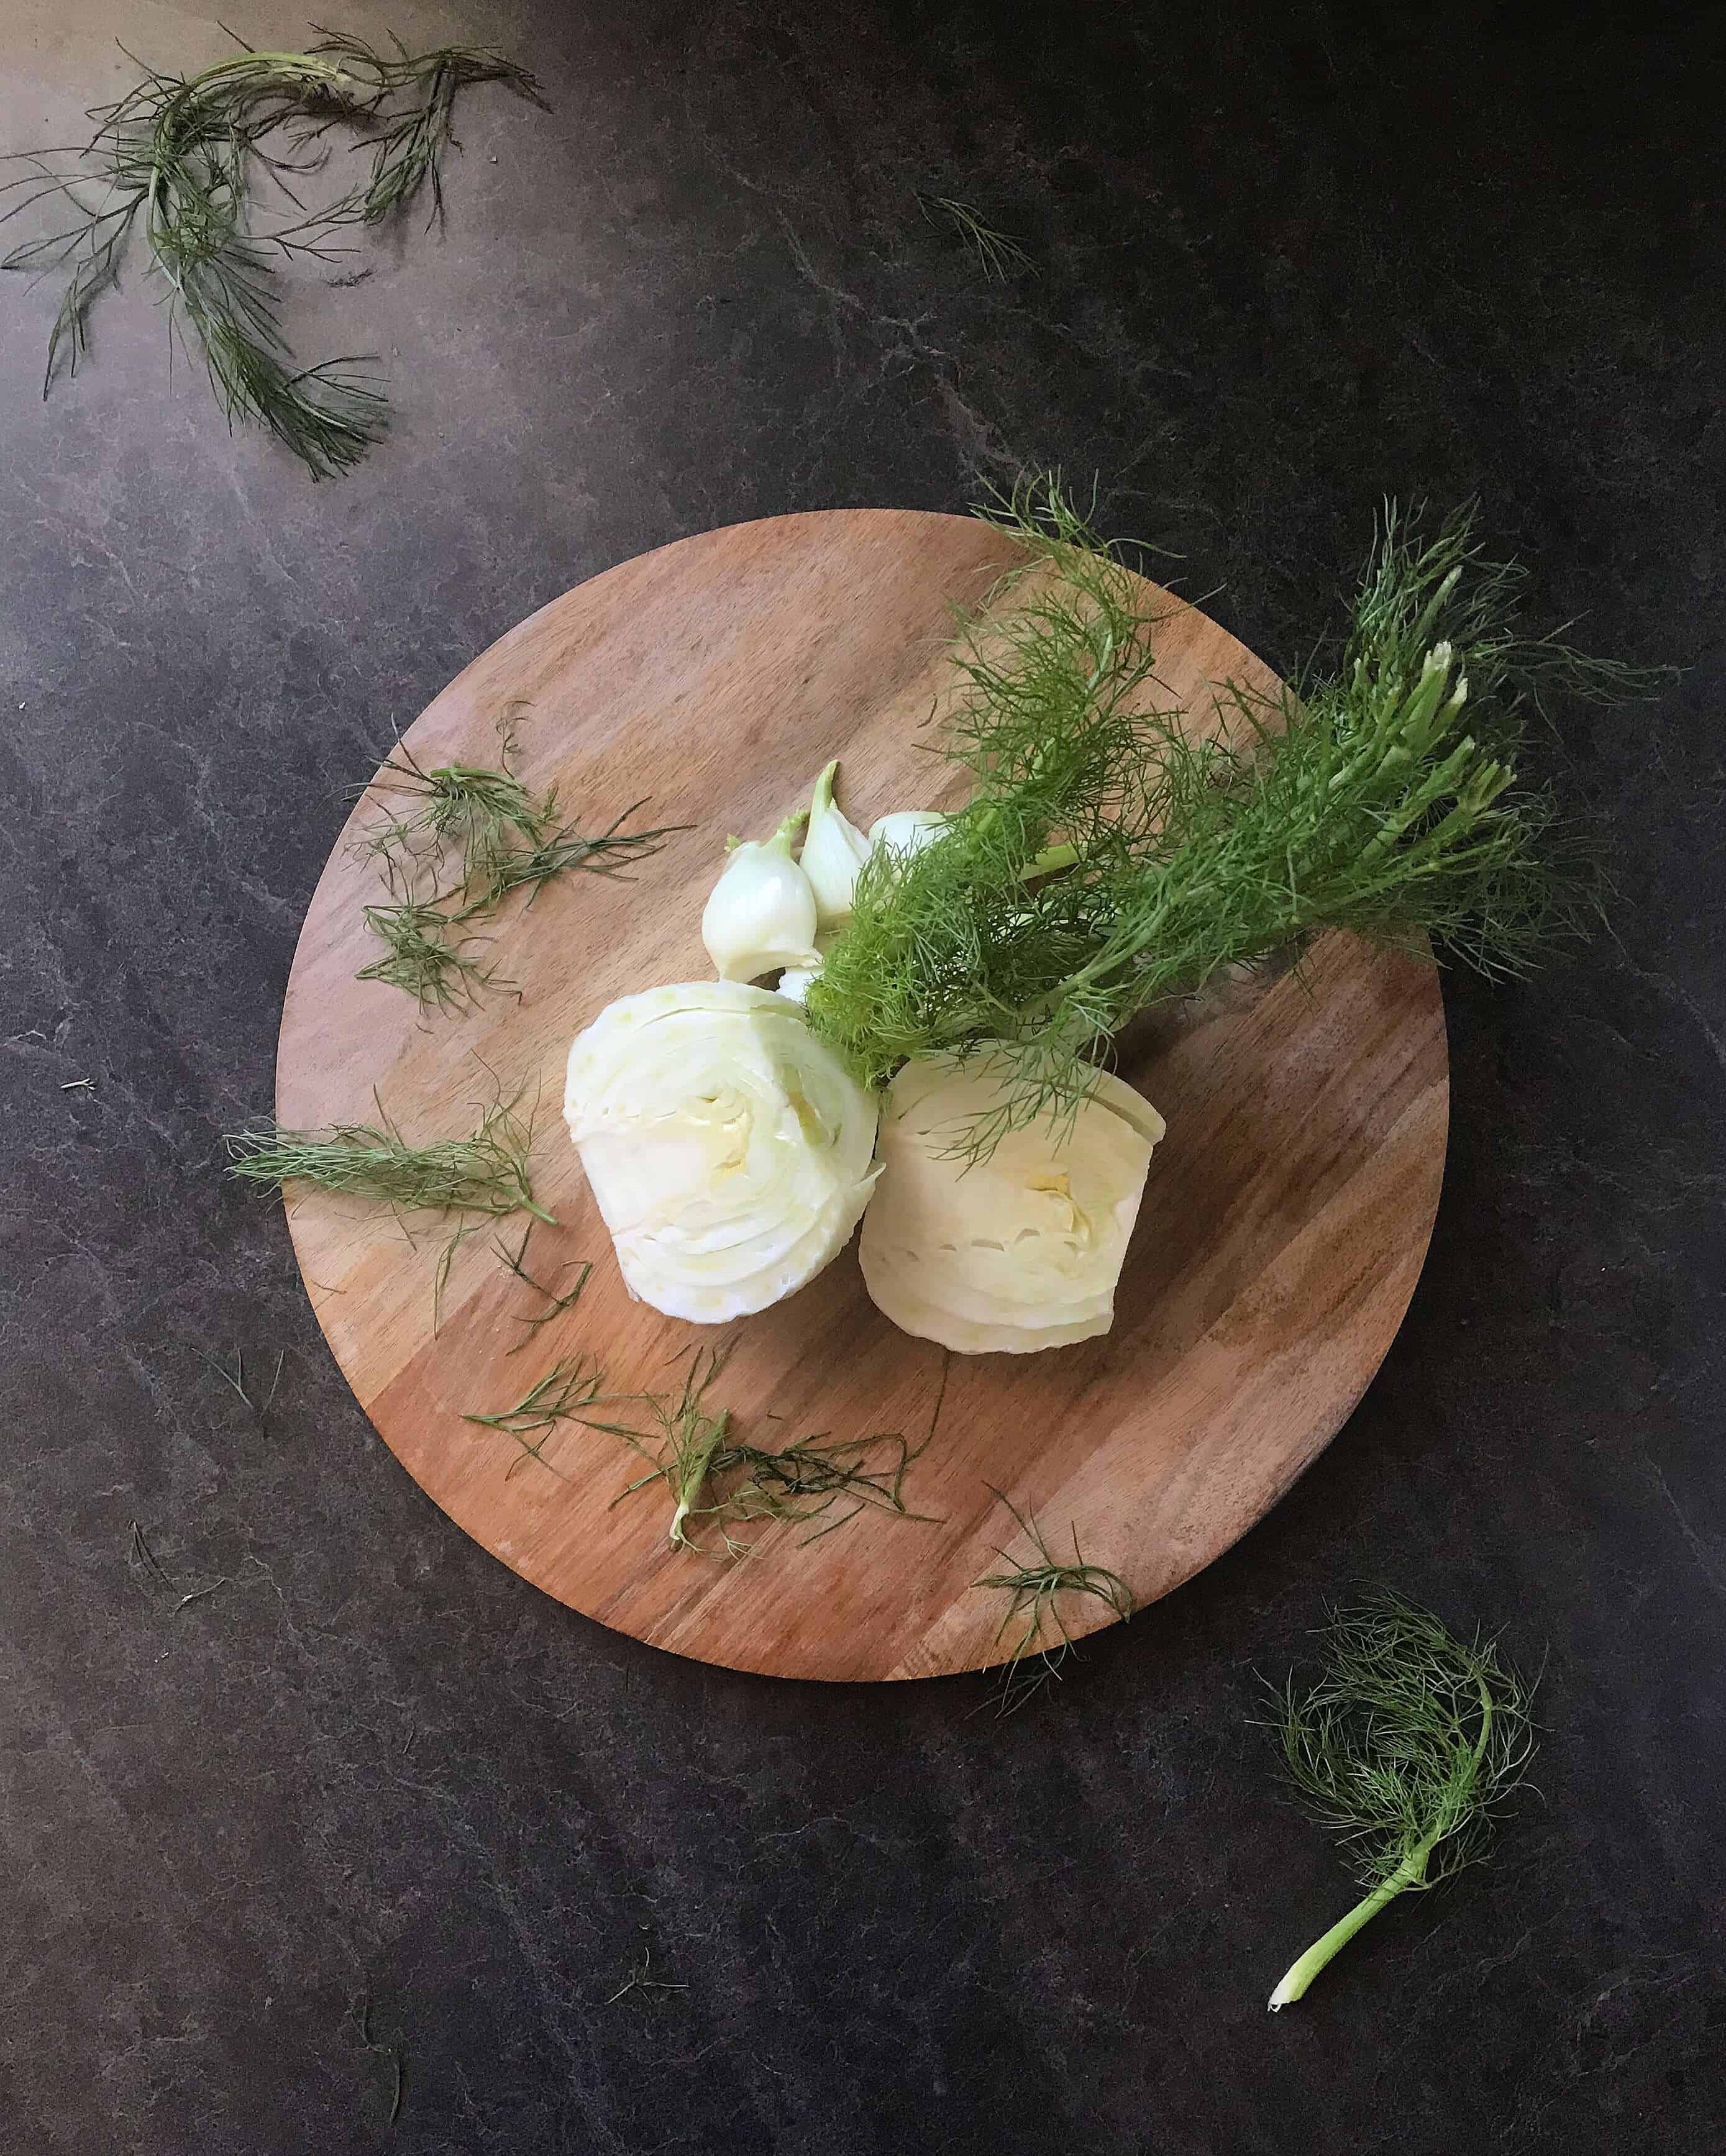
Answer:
[593, 1349, 736, 1552]
[193, 1345, 286, 1432]
[127, 1519, 228, 1614]
[2, 32, 547, 476]
[1266, 1590, 1538, 2009]
[224, 1088, 552, 1223]
[975, 1488, 1133, 1713]
[493, 1227, 595, 1353]
[463, 1353, 616, 1479]
[362, 724, 557, 894]
[711, 1431, 933, 1543]
[805, 476, 1667, 1160]
[349, 713, 683, 1012]
[352, 1993, 406, 2129]
[918, 191, 1034, 280]
[355, 899, 502, 1012]
[481, 803, 678, 901]
[603, 1949, 688, 2006]
[594, 1350, 943, 1555]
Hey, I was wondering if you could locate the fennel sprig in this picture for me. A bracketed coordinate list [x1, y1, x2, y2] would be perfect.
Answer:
[224, 1089, 552, 1222]
[352, 720, 682, 1012]
[1267, 1591, 1538, 2010]
[976, 1490, 1133, 1713]
[805, 478, 1664, 1160]
[594, 1350, 736, 1552]
[591, 1350, 938, 1556]
[491, 1228, 594, 1353]
[463, 1354, 614, 1480]
[355, 898, 503, 1012]
[917, 193, 1034, 280]
[1, 32, 547, 476]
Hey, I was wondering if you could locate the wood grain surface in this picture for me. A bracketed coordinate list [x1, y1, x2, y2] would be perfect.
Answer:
[276, 510, 1448, 1683]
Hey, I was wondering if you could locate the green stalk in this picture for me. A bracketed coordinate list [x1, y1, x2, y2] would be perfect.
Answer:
[669, 1409, 729, 1549]
[1267, 1840, 1435, 2009]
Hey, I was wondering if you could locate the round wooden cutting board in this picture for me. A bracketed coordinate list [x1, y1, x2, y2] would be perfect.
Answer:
[277, 510, 1448, 1683]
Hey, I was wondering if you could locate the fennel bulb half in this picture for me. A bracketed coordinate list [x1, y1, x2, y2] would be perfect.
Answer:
[858, 1056, 1166, 1353]
[564, 981, 879, 1322]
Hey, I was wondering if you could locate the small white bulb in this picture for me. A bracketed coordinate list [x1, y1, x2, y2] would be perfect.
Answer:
[701, 813, 819, 982]
[868, 809, 948, 860]
[800, 761, 873, 929]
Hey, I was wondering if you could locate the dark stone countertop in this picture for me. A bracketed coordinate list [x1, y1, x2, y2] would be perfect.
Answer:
[3, 2, 1722, 2150]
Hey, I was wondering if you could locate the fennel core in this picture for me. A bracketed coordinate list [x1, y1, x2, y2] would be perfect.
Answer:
[2, 32, 548, 476]
[803, 478, 1664, 1162]
[1266, 1591, 1537, 2011]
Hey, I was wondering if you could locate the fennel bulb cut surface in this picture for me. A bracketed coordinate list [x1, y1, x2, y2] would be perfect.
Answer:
[564, 982, 880, 1322]
[859, 1057, 1166, 1353]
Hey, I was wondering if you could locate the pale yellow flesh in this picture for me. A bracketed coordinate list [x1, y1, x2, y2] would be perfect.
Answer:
[859, 1058, 1166, 1354]
[565, 981, 879, 1322]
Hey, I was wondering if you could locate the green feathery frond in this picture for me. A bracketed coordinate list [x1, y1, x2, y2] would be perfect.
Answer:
[2, 32, 546, 475]
[1266, 1590, 1538, 2009]
[805, 476, 1664, 1159]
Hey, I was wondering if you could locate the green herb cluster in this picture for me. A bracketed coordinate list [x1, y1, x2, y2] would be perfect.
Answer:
[2, 30, 547, 476]
[806, 479, 1655, 1160]
[587, 1350, 935, 1556]
[1267, 1590, 1538, 2008]
[354, 716, 680, 1012]
[225, 1088, 551, 1222]
[975, 1488, 1133, 1712]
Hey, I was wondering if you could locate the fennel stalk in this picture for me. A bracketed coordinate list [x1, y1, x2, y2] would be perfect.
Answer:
[1267, 1591, 1537, 2010]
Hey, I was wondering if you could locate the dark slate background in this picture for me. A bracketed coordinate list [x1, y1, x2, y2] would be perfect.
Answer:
[3, 2, 1722, 2150]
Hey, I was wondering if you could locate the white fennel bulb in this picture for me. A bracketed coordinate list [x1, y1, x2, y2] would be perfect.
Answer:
[858, 1056, 1166, 1353]
[799, 760, 873, 929]
[867, 809, 948, 860]
[564, 981, 879, 1322]
[701, 812, 819, 981]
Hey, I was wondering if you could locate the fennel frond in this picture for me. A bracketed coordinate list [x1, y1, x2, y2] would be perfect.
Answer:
[976, 1488, 1133, 1713]
[591, 1350, 941, 1556]
[355, 898, 503, 1012]
[1266, 1590, 1538, 2009]
[1, 33, 546, 476]
[351, 718, 682, 1012]
[491, 1228, 595, 1353]
[463, 1354, 615, 1480]
[224, 1088, 552, 1223]
[917, 192, 1034, 280]
[805, 476, 1667, 1160]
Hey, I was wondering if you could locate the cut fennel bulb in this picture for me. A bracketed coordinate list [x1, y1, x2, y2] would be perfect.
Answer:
[858, 1057, 1166, 1353]
[564, 981, 880, 1322]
